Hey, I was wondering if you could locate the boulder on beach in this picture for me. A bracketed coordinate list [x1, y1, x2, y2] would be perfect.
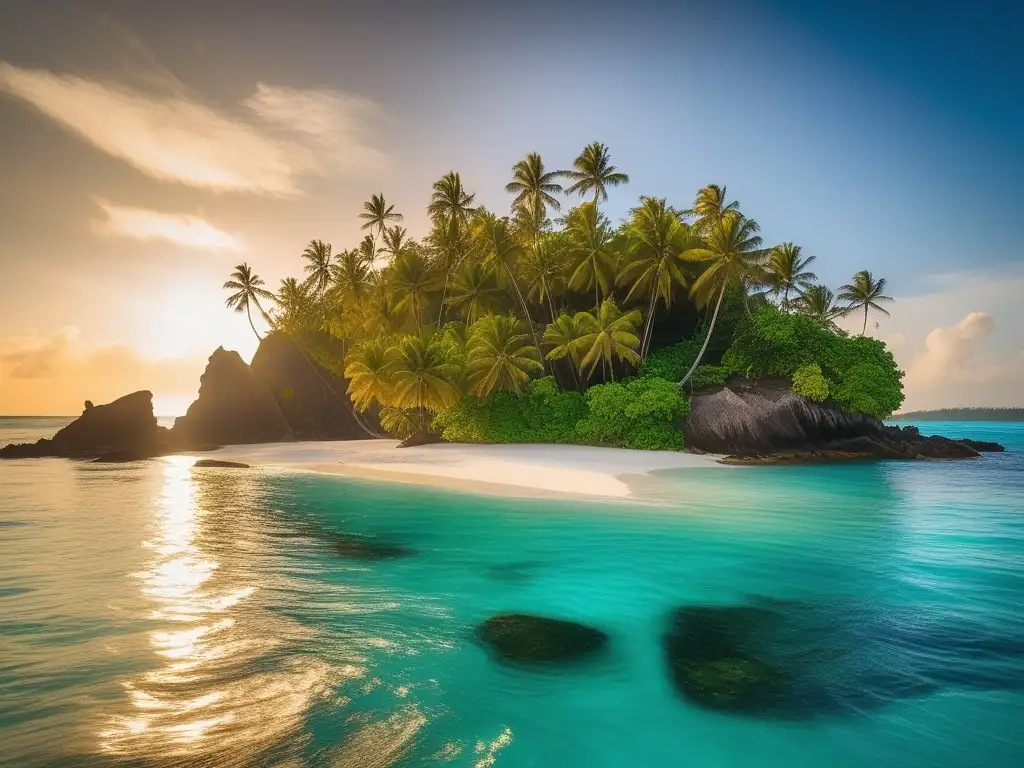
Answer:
[686, 378, 1000, 462]
[476, 614, 609, 664]
[1, 391, 167, 460]
[250, 331, 372, 441]
[170, 347, 293, 448]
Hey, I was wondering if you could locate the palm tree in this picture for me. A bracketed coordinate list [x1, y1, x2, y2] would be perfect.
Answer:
[564, 142, 629, 207]
[428, 171, 478, 227]
[505, 152, 564, 226]
[447, 261, 501, 324]
[331, 248, 373, 303]
[677, 212, 767, 387]
[358, 193, 403, 245]
[380, 226, 408, 260]
[519, 236, 567, 321]
[344, 337, 394, 411]
[386, 331, 460, 430]
[564, 203, 617, 313]
[274, 276, 311, 333]
[794, 285, 844, 331]
[301, 239, 334, 302]
[620, 197, 699, 359]
[466, 314, 544, 396]
[543, 312, 586, 387]
[223, 263, 274, 341]
[575, 299, 643, 382]
[838, 270, 893, 335]
[388, 246, 435, 328]
[766, 243, 817, 311]
[690, 184, 740, 234]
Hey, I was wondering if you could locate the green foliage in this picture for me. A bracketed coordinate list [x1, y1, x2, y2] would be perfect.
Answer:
[726, 306, 904, 418]
[576, 377, 690, 451]
[689, 365, 729, 391]
[641, 338, 702, 381]
[791, 363, 829, 402]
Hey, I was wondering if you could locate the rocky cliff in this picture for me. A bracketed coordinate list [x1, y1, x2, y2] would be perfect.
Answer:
[249, 331, 370, 441]
[0, 391, 168, 460]
[686, 378, 999, 462]
[170, 347, 294, 448]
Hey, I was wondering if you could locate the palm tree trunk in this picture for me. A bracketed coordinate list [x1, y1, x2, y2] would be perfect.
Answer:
[640, 271, 662, 361]
[677, 282, 726, 389]
[783, 286, 789, 312]
[245, 303, 262, 341]
[862, 304, 868, 336]
[505, 265, 547, 374]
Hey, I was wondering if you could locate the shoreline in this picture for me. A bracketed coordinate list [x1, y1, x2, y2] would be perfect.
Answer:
[183, 439, 728, 500]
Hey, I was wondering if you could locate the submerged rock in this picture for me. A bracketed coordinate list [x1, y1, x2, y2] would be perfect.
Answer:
[250, 331, 372, 440]
[476, 614, 609, 664]
[192, 459, 251, 468]
[686, 378, 999, 462]
[332, 534, 416, 560]
[1, 392, 167, 460]
[170, 347, 293, 448]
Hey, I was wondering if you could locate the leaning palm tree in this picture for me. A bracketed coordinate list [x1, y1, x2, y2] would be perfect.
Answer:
[505, 152, 564, 227]
[838, 270, 893, 335]
[620, 197, 700, 359]
[794, 285, 844, 331]
[677, 212, 767, 387]
[466, 314, 544, 396]
[344, 337, 394, 411]
[575, 299, 643, 382]
[543, 312, 586, 387]
[564, 202, 618, 313]
[564, 142, 629, 207]
[358, 193, 403, 246]
[766, 243, 817, 311]
[690, 184, 740, 234]
[301, 239, 334, 302]
[223, 263, 274, 341]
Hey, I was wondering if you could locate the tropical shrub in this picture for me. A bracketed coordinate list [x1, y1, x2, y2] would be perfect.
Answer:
[791, 362, 829, 402]
[575, 377, 689, 451]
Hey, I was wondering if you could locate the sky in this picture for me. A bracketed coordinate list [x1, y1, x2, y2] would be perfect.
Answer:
[0, 0, 1021, 415]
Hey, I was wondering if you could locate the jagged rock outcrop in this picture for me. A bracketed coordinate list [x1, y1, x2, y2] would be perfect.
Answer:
[170, 347, 293, 448]
[249, 331, 370, 440]
[686, 378, 1002, 462]
[0, 391, 167, 460]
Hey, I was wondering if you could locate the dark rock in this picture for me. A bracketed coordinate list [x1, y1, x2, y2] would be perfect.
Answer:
[476, 614, 609, 664]
[250, 331, 373, 441]
[954, 438, 1005, 453]
[192, 459, 251, 468]
[170, 347, 293, 448]
[687, 378, 992, 462]
[333, 534, 415, 560]
[398, 430, 444, 448]
[1, 391, 166, 460]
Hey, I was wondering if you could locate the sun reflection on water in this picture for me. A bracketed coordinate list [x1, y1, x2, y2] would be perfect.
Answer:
[96, 459, 341, 765]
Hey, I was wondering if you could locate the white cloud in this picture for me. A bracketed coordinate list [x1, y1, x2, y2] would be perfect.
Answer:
[908, 312, 995, 382]
[0, 61, 387, 197]
[91, 201, 242, 251]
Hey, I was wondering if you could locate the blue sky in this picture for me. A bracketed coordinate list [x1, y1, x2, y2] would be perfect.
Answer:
[0, 0, 1021, 412]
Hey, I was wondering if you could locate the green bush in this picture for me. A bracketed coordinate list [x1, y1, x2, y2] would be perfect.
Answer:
[641, 338, 702, 381]
[575, 377, 689, 451]
[791, 363, 829, 402]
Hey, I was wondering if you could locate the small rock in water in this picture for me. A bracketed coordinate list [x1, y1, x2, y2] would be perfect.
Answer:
[192, 459, 251, 468]
[333, 534, 415, 560]
[476, 614, 609, 664]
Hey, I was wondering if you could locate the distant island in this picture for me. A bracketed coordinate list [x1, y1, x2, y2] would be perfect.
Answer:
[893, 408, 1024, 422]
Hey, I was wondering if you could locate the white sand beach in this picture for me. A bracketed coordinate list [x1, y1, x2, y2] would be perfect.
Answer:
[191, 440, 725, 499]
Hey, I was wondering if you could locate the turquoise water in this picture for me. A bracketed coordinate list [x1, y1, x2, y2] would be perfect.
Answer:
[1, 420, 1022, 767]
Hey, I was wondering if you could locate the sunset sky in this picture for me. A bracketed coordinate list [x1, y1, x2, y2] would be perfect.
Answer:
[1, 0, 1022, 415]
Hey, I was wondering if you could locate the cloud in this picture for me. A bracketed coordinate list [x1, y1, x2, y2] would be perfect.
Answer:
[91, 201, 242, 251]
[0, 61, 387, 197]
[0, 328, 204, 415]
[908, 312, 996, 381]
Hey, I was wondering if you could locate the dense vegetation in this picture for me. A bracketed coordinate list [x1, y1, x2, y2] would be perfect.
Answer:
[222, 143, 903, 449]
[892, 408, 1024, 422]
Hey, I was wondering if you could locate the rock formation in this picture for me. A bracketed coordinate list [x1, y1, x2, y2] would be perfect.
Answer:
[686, 378, 1002, 462]
[170, 347, 293, 448]
[0, 391, 168, 460]
[475, 614, 609, 664]
[249, 331, 371, 440]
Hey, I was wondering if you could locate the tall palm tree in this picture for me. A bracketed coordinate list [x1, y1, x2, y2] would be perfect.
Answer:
[380, 226, 408, 260]
[677, 212, 767, 387]
[358, 193, 403, 246]
[301, 239, 334, 302]
[466, 314, 544, 396]
[543, 312, 586, 387]
[274, 276, 311, 333]
[429, 172, 478, 327]
[766, 243, 817, 311]
[446, 261, 501, 324]
[505, 152, 564, 225]
[690, 184, 740, 234]
[838, 270, 893, 335]
[794, 285, 844, 331]
[344, 337, 394, 411]
[519, 236, 567, 321]
[331, 248, 373, 303]
[223, 263, 274, 341]
[564, 202, 617, 313]
[575, 299, 643, 382]
[564, 142, 629, 207]
[620, 197, 700, 359]
[388, 246, 435, 328]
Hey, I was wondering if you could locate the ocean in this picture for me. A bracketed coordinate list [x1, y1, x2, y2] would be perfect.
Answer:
[1, 417, 1022, 767]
